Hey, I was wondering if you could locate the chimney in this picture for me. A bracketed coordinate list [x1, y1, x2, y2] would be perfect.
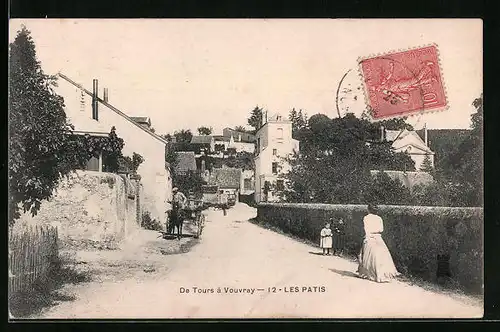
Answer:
[103, 88, 109, 103]
[424, 123, 428, 146]
[380, 125, 385, 142]
[92, 79, 99, 120]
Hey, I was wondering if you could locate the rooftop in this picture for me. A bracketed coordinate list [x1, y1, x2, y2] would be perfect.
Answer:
[385, 129, 411, 142]
[209, 167, 241, 189]
[191, 135, 214, 144]
[212, 135, 230, 142]
[223, 128, 257, 143]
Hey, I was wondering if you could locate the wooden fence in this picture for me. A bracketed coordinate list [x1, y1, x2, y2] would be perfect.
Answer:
[8, 226, 59, 295]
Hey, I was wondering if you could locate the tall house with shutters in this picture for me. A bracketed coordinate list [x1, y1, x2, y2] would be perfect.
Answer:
[254, 113, 299, 203]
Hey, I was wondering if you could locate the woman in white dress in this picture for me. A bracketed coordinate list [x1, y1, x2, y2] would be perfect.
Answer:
[320, 222, 333, 255]
[357, 204, 400, 282]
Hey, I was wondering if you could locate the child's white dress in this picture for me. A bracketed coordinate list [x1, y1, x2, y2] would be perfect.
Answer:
[320, 228, 333, 248]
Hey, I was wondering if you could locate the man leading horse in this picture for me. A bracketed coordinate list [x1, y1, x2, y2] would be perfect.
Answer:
[168, 187, 187, 239]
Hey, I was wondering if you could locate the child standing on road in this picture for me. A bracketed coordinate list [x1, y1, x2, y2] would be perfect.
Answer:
[320, 222, 333, 255]
[332, 218, 346, 256]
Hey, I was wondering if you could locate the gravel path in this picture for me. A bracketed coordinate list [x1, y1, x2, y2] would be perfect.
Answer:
[36, 203, 483, 319]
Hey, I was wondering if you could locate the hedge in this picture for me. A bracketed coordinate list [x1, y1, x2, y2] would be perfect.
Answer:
[256, 203, 483, 293]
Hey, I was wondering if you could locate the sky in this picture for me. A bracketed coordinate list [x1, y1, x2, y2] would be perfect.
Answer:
[9, 19, 482, 135]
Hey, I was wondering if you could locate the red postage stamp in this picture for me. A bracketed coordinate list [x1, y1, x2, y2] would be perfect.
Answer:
[359, 45, 447, 120]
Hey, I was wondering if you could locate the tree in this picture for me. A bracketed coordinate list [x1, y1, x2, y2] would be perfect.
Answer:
[172, 170, 206, 198]
[471, 94, 483, 137]
[197, 126, 213, 135]
[8, 26, 78, 225]
[289, 108, 308, 138]
[379, 117, 414, 131]
[247, 106, 264, 132]
[407, 94, 483, 207]
[102, 126, 124, 173]
[120, 152, 145, 173]
[165, 142, 178, 169]
[420, 154, 434, 173]
[161, 133, 173, 142]
[443, 94, 483, 206]
[234, 125, 247, 132]
[170, 129, 193, 152]
[174, 129, 193, 143]
[289, 108, 298, 127]
[363, 171, 412, 205]
[281, 112, 416, 205]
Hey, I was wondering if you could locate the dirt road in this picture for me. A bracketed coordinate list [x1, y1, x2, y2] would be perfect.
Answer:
[37, 203, 483, 319]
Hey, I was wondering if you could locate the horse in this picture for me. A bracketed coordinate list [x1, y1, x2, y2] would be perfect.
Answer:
[169, 204, 185, 239]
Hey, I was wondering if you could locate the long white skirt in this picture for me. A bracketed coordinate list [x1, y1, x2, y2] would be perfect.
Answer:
[357, 234, 400, 282]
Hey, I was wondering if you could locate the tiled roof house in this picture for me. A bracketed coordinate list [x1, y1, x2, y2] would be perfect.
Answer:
[209, 167, 242, 190]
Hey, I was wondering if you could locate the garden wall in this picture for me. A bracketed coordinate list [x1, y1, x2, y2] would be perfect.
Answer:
[256, 203, 483, 293]
[13, 170, 140, 249]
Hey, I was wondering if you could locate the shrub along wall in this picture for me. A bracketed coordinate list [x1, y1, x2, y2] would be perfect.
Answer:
[256, 203, 483, 293]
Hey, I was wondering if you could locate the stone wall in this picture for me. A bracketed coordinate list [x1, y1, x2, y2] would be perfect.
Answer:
[13, 170, 140, 249]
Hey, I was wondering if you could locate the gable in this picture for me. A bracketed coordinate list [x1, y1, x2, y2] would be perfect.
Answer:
[394, 143, 434, 154]
[389, 130, 433, 154]
[57, 73, 167, 145]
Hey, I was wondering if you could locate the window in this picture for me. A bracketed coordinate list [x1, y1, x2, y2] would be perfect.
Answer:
[273, 149, 277, 156]
[277, 128, 283, 139]
[85, 156, 100, 172]
[272, 162, 278, 174]
[276, 180, 284, 191]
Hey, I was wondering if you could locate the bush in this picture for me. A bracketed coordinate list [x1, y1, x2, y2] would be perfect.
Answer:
[363, 171, 412, 205]
[141, 211, 162, 231]
[256, 203, 483, 293]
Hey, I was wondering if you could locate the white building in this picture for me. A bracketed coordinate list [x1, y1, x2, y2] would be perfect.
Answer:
[227, 135, 255, 154]
[223, 128, 256, 154]
[385, 127, 435, 170]
[191, 131, 255, 157]
[240, 169, 255, 196]
[56, 73, 173, 224]
[254, 113, 299, 203]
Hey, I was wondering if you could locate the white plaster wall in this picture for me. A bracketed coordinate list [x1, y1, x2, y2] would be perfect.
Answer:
[232, 142, 255, 153]
[254, 121, 298, 203]
[56, 80, 169, 223]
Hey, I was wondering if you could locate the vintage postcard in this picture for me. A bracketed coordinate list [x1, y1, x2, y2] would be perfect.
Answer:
[8, 19, 483, 319]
